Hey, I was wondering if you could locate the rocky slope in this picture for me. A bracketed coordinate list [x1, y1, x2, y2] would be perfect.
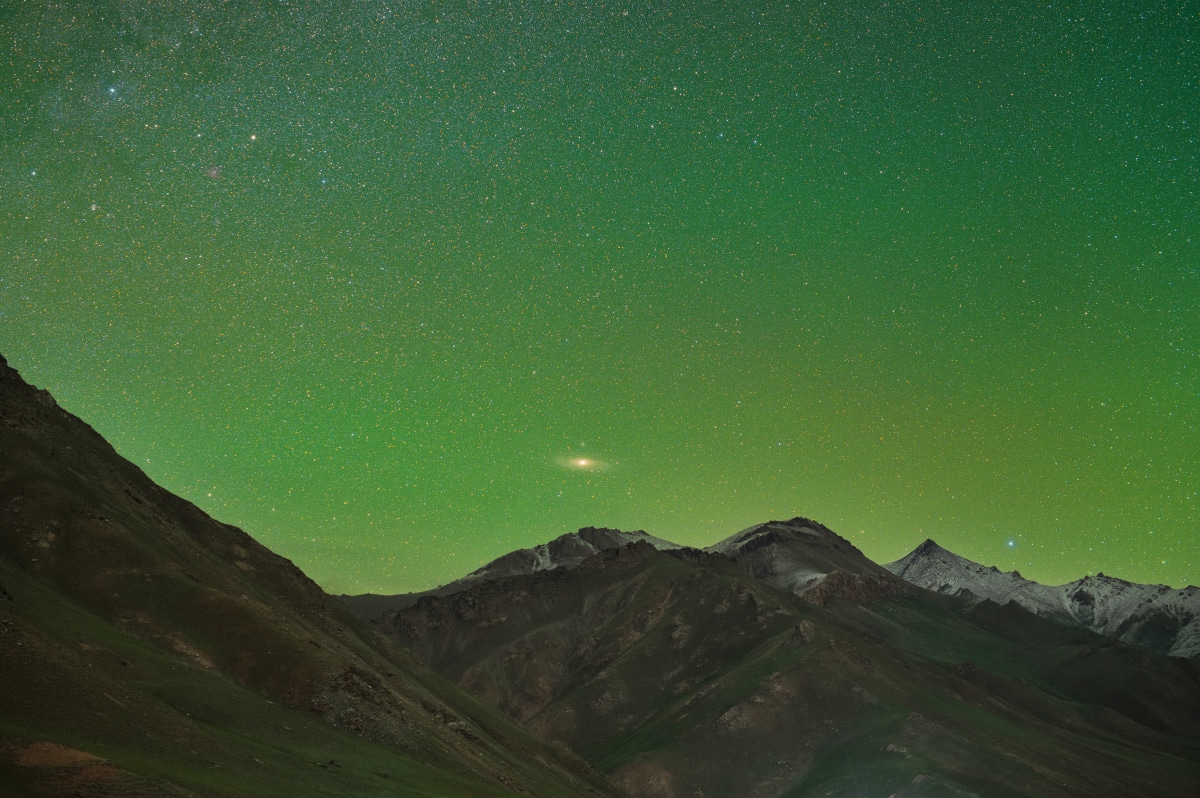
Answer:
[343, 518, 901, 623]
[469, 527, 686, 582]
[342, 526, 685, 622]
[362, 525, 1200, 798]
[705, 516, 903, 598]
[886, 539, 1200, 659]
[0, 353, 622, 798]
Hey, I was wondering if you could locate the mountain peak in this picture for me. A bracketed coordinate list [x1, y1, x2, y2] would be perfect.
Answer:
[884, 537, 974, 582]
[915, 538, 947, 554]
[445, 525, 683, 591]
[706, 516, 885, 595]
[886, 541, 1200, 660]
[706, 517, 841, 556]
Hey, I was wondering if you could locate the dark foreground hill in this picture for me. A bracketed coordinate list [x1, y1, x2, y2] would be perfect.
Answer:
[0, 353, 622, 798]
[356, 526, 1200, 797]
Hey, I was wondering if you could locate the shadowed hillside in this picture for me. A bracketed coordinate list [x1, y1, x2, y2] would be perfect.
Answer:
[362, 526, 1200, 797]
[0, 353, 623, 798]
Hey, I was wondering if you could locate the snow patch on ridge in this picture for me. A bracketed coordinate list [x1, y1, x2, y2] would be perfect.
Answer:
[531, 543, 555, 573]
[446, 527, 684, 590]
[886, 540, 1200, 660]
[706, 518, 826, 556]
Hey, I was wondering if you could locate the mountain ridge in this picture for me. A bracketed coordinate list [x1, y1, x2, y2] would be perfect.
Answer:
[347, 524, 1200, 665]
[886, 538, 1200, 659]
[343, 516, 899, 622]
[358, 522, 1200, 796]
[0, 353, 623, 798]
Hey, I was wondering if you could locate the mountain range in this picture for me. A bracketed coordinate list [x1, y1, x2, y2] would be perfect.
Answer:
[2, 352, 1199, 797]
[348, 522, 1200, 664]
[351, 521, 1200, 797]
[886, 538, 1200, 660]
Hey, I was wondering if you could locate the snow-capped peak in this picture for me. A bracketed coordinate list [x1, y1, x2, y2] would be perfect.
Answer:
[885, 542, 1200, 660]
[706, 517, 838, 556]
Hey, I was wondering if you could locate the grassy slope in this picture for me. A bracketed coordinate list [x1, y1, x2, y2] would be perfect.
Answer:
[0, 353, 620, 798]
[0, 548, 512, 797]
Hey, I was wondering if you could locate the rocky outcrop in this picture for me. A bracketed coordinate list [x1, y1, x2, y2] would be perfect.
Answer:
[801, 570, 913, 606]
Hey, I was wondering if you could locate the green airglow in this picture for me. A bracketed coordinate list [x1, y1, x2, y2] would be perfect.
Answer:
[2, 1, 1196, 592]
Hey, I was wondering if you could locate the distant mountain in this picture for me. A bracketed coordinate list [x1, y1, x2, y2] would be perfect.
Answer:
[886, 539, 1200, 659]
[342, 518, 896, 623]
[357, 524, 1200, 797]
[451, 526, 686, 586]
[0, 354, 622, 798]
[704, 517, 900, 597]
[341, 526, 685, 621]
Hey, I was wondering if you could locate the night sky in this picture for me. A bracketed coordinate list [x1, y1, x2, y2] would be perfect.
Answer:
[2, 1, 1197, 594]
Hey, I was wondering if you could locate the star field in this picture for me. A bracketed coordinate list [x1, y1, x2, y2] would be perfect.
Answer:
[2, 1, 1197, 593]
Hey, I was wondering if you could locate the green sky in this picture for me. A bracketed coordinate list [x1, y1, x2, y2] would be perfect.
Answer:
[2, 1, 1197, 593]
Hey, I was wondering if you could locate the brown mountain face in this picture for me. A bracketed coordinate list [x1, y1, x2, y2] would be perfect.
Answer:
[0, 354, 623, 798]
[340, 526, 688, 622]
[704, 517, 892, 594]
[367, 529, 1200, 797]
